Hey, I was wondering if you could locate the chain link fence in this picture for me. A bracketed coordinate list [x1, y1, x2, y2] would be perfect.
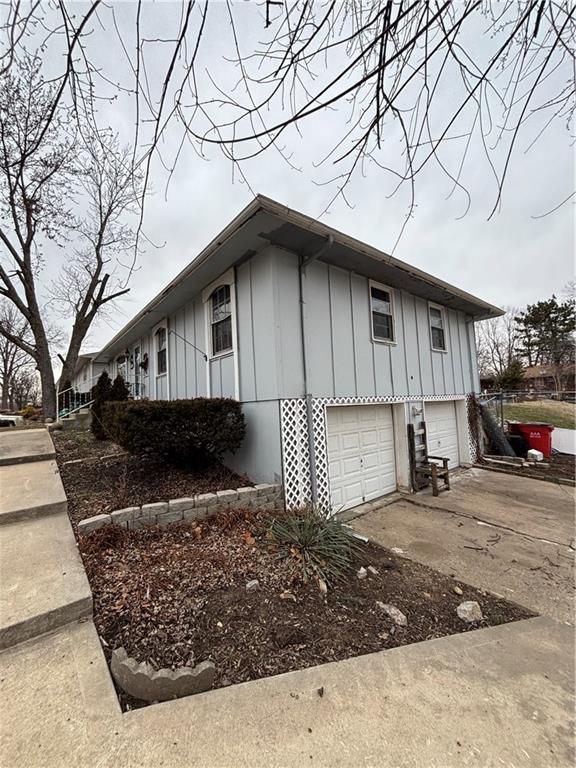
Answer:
[477, 390, 575, 431]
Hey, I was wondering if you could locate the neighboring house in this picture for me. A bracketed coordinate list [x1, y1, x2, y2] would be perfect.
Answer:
[523, 364, 575, 393]
[92, 196, 501, 512]
[66, 353, 108, 395]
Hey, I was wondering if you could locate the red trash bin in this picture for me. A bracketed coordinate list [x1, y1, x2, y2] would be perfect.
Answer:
[509, 422, 554, 458]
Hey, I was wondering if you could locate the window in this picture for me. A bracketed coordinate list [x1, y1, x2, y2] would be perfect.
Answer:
[429, 305, 446, 351]
[370, 283, 395, 342]
[210, 284, 233, 355]
[155, 327, 167, 374]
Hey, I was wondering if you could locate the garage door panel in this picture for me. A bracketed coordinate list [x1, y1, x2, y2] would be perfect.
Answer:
[341, 432, 361, 451]
[327, 405, 397, 512]
[362, 451, 380, 470]
[425, 401, 459, 468]
[360, 429, 378, 448]
[342, 456, 362, 476]
[343, 483, 363, 506]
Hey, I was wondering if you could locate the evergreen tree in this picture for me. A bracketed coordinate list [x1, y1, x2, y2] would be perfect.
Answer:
[515, 297, 575, 390]
[494, 359, 524, 391]
[110, 374, 131, 402]
[91, 371, 113, 440]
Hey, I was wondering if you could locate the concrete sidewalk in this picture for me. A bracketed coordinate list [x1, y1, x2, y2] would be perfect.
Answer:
[0, 429, 91, 650]
[0, 615, 573, 767]
[0, 428, 55, 466]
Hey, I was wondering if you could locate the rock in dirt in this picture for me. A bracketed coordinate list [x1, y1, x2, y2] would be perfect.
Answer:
[453, 586, 463, 596]
[357, 567, 368, 580]
[376, 602, 407, 626]
[456, 600, 483, 623]
[246, 579, 260, 592]
[367, 566, 379, 576]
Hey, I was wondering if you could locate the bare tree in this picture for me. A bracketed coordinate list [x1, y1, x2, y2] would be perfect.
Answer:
[0, 55, 141, 418]
[48, 136, 140, 388]
[0, 2, 573, 229]
[9, 366, 40, 410]
[476, 307, 521, 378]
[0, 301, 32, 410]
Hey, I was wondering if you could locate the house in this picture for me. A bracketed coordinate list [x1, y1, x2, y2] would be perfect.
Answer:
[523, 364, 575, 393]
[92, 196, 501, 512]
[65, 353, 107, 395]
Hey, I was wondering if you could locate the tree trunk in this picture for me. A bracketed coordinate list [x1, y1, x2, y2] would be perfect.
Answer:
[38, 353, 56, 419]
[59, 318, 92, 391]
[1, 373, 8, 409]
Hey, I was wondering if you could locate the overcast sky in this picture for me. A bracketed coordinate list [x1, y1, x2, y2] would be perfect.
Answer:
[29, 3, 576, 354]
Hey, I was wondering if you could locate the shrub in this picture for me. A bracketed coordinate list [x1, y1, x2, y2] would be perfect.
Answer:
[110, 374, 131, 401]
[91, 372, 131, 440]
[102, 398, 246, 465]
[91, 371, 113, 440]
[269, 506, 364, 585]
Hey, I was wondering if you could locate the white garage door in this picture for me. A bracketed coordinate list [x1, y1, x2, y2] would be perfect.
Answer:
[425, 401, 460, 468]
[327, 405, 396, 512]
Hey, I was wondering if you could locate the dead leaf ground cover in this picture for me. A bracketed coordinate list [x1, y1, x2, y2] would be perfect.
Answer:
[79, 510, 533, 710]
[53, 430, 250, 524]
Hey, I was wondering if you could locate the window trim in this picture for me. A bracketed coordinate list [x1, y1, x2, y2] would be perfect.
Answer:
[368, 280, 397, 345]
[202, 269, 237, 361]
[154, 325, 168, 376]
[428, 302, 448, 353]
[209, 284, 233, 358]
[202, 268, 239, 400]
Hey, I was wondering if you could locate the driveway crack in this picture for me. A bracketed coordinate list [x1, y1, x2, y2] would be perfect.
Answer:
[401, 496, 574, 551]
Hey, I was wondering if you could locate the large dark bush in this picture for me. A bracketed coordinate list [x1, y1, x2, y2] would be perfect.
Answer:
[91, 371, 131, 440]
[102, 398, 246, 465]
[110, 374, 131, 401]
[91, 371, 113, 440]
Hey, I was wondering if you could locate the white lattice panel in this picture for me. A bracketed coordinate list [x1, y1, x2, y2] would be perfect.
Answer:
[311, 400, 330, 508]
[466, 393, 481, 463]
[280, 399, 312, 508]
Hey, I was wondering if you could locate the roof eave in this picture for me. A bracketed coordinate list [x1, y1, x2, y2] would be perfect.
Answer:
[96, 194, 503, 359]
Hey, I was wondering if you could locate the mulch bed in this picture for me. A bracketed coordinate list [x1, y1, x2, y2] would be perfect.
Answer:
[79, 510, 534, 711]
[52, 430, 250, 525]
[480, 452, 575, 483]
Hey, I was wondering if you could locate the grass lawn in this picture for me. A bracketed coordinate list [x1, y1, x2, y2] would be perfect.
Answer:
[503, 399, 576, 430]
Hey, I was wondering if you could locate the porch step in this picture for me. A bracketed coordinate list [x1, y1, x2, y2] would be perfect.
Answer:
[0, 459, 67, 525]
[60, 412, 92, 431]
[0, 511, 92, 650]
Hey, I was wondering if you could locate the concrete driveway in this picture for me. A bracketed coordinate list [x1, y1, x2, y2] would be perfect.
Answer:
[352, 469, 575, 624]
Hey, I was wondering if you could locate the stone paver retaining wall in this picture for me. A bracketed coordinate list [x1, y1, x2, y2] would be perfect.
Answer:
[77, 484, 283, 534]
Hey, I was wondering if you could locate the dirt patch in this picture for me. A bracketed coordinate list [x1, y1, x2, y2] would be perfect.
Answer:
[79, 512, 534, 711]
[480, 452, 575, 483]
[53, 430, 251, 525]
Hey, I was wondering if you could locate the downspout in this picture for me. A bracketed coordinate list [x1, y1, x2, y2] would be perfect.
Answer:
[298, 235, 334, 504]
[465, 315, 479, 393]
